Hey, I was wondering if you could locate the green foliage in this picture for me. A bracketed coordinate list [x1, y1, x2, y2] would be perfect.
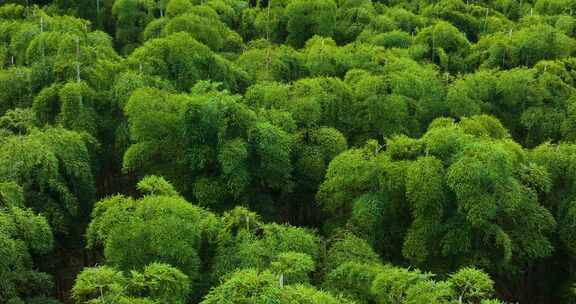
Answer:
[470, 24, 575, 69]
[123, 84, 298, 210]
[446, 68, 575, 146]
[213, 221, 321, 280]
[3, 1, 576, 303]
[0, 67, 33, 116]
[127, 33, 248, 91]
[236, 43, 308, 82]
[0, 13, 121, 91]
[136, 175, 179, 197]
[317, 141, 381, 217]
[129, 263, 191, 303]
[270, 251, 315, 284]
[221, 206, 263, 234]
[0, 108, 38, 135]
[303, 37, 349, 77]
[122, 87, 191, 189]
[325, 233, 380, 272]
[352, 263, 498, 304]
[529, 142, 576, 275]
[0, 128, 95, 242]
[285, 0, 337, 48]
[86, 181, 220, 298]
[280, 284, 354, 304]
[71, 266, 126, 303]
[535, 0, 576, 15]
[371, 267, 433, 304]
[0, 183, 55, 304]
[413, 21, 471, 72]
[319, 117, 556, 276]
[72, 263, 189, 304]
[112, 0, 155, 53]
[324, 261, 386, 304]
[199, 269, 280, 304]
[449, 267, 495, 303]
[201, 268, 352, 304]
[335, 0, 375, 44]
[33, 81, 98, 134]
[149, 3, 244, 53]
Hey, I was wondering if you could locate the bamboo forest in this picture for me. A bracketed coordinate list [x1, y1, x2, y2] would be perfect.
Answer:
[3, 0, 576, 303]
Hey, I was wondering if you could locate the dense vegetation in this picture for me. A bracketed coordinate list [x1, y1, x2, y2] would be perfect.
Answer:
[2, 0, 576, 303]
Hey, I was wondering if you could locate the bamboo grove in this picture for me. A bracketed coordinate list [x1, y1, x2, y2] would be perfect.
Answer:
[2, 0, 576, 303]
